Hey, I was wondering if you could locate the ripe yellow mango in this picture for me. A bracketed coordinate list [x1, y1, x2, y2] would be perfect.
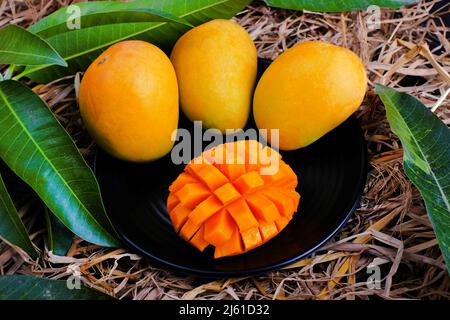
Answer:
[79, 41, 179, 162]
[170, 19, 257, 132]
[253, 41, 367, 150]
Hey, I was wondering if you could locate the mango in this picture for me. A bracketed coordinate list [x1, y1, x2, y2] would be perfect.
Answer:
[170, 19, 257, 132]
[253, 41, 367, 150]
[167, 140, 300, 258]
[79, 40, 179, 162]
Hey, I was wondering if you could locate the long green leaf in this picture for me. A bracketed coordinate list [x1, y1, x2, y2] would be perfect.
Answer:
[0, 80, 119, 247]
[45, 208, 73, 256]
[376, 85, 450, 272]
[0, 25, 66, 67]
[22, 0, 252, 83]
[0, 173, 37, 258]
[265, 0, 417, 12]
[23, 22, 161, 83]
[29, 2, 192, 38]
[0, 275, 112, 300]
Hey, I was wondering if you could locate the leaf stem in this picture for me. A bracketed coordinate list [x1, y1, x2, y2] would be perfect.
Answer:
[3, 64, 16, 80]
[12, 65, 47, 81]
[12, 70, 28, 81]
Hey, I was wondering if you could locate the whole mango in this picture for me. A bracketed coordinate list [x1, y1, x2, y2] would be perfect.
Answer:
[253, 41, 367, 150]
[170, 19, 257, 132]
[79, 40, 179, 162]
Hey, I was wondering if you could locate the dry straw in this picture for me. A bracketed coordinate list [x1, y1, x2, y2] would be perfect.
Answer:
[0, 0, 449, 300]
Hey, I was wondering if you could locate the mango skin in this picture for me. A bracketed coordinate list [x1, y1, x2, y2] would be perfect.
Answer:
[170, 19, 257, 132]
[253, 41, 367, 151]
[79, 40, 179, 162]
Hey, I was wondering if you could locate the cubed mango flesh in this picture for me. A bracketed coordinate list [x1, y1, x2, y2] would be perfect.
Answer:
[166, 140, 300, 258]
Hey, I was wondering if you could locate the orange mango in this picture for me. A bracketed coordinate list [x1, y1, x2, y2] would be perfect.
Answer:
[245, 193, 280, 222]
[226, 198, 259, 231]
[166, 140, 300, 258]
[179, 219, 200, 241]
[189, 195, 222, 225]
[204, 209, 235, 246]
[214, 227, 244, 259]
[166, 193, 180, 212]
[259, 221, 278, 242]
[169, 204, 191, 232]
[175, 183, 210, 209]
[169, 173, 198, 193]
[214, 183, 241, 205]
[233, 171, 265, 195]
[190, 226, 209, 252]
[241, 226, 263, 251]
[264, 189, 295, 217]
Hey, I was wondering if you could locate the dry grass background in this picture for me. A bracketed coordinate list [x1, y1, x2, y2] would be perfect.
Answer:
[0, 0, 449, 300]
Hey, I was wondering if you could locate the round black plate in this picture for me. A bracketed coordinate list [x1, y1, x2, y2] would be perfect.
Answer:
[94, 59, 367, 277]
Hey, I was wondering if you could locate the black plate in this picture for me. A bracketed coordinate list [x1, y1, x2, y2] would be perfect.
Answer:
[94, 59, 368, 277]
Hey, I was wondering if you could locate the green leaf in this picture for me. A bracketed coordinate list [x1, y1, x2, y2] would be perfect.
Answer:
[0, 25, 67, 67]
[29, 2, 193, 38]
[23, 22, 162, 83]
[376, 85, 450, 272]
[0, 173, 38, 258]
[45, 208, 73, 256]
[264, 0, 417, 12]
[22, 0, 252, 83]
[0, 80, 119, 247]
[0, 275, 113, 300]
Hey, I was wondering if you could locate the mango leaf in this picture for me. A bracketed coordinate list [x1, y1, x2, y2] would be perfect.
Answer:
[22, 22, 163, 83]
[45, 208, 73, 256]
[21, 0, 252, 83]
[264, 0, 417, 12]
[0, 80, 119, 247]
[29, 2, 193, 38]
[376, 85, 450, 272]
[0, 173, 37, 258]
[0, 25, 66, 67]
[0, 275, 113, 300]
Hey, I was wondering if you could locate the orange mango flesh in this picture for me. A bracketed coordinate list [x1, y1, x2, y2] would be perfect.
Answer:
[175, 183, 210, 209]
[214, 227, 243, 258]
[204, 209, 235, 246]
[193, 165, 229, 190]
[169, 173, 198, 193]
[167, 140, 300, 258]
[190, 226, 209, 252]
[241, 226, 263, 251]
[233, 171, 265, 195]
[169, 204, 190, 232]
[275, 216, 291, 231]
[264, 189, 294, 217]
[214, 183, 241, 205]
[259, 221, 278, 242]
[166, 193, 180, 212]
[189, 195, 222, 225]
[226, 198, 259, 231]
[246, 193, 281, 222]
[179, 219, 200, 241]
